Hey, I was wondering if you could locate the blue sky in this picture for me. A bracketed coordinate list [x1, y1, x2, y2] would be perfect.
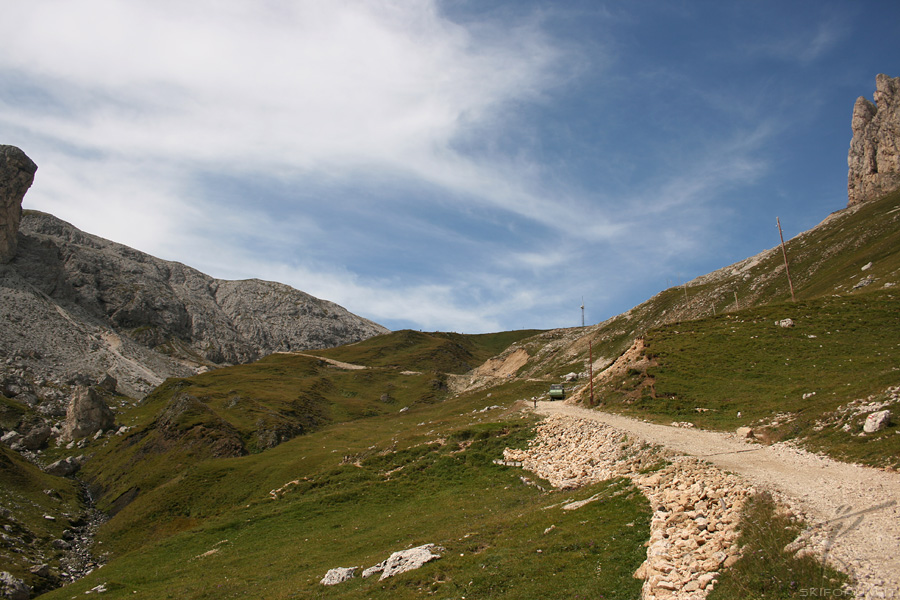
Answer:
[2, 1, 898, 333]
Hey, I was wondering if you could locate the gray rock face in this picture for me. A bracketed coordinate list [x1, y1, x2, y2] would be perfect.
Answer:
[21, 423, 52, 451]
[0, 571, 31, 600]
[59, 387, 115, 442]
[0, 146, 37, 263]
[45, 455, 83, 477]
[848, 74, 900, 206]
[0, 209, 388, 400]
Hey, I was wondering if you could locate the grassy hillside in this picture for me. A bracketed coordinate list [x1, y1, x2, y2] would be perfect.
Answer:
[28, 328, 657, 598]
[591, 289, 900, 469]
[307, 329, 543, 373]
[76, 332, 541, 549]
[566, 190, 900, 468]
[14, 191, 900, 599]
[0, 441, 84, 594]
[504, 188, 900, 386]
[40, 379, 652, 599]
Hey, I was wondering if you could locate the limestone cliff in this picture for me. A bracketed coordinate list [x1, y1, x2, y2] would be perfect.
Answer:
[848, 74, 900, 206]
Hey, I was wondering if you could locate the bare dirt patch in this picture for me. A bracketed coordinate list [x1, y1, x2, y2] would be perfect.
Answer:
[472, 348, 530, 379]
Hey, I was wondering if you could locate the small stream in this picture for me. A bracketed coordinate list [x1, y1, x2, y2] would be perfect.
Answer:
[57, 481, 108, 584]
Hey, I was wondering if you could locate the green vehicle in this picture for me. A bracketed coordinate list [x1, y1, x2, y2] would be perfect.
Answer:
[549, 384, 565, 400]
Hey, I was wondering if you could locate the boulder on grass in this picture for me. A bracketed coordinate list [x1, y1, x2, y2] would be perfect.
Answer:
[863, 410, 891, 433]
[320, 567, 359, 586]
[362, 544, 443, 581]
[45, 456, 83, 477]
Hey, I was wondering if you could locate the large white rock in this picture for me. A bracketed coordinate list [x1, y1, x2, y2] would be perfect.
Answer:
[319, 566, 358, 586]
[362, 544, 444, 581]
[863, 410, 891, 433]
[45, 456, 83, 477]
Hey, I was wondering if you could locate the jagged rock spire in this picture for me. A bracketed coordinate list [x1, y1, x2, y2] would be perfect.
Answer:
[0, 145, 38, 263]
[848, 74, 900, 206]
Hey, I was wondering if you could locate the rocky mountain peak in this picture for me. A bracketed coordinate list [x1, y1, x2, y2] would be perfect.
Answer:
[848, 74, 900, 206]
[0, 150, 389, 404]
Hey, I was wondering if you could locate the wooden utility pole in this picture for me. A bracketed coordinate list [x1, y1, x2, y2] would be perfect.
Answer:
[776, 217, 796, 302]
[589, 339, 595, 405]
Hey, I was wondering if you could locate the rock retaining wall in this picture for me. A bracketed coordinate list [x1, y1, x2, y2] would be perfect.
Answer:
[504, 414, 751, 600]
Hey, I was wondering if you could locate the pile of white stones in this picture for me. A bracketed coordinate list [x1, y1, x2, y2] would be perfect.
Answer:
[320, 544, 443, 586]
[504, 414, 752, 600]
[633, 459, 749, 598]
[503, 414, 663, 488]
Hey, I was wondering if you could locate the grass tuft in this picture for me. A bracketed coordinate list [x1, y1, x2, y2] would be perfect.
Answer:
[709, 492, 851, 599]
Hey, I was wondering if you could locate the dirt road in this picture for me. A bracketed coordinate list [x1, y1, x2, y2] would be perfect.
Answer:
[535, 402, 900, 599]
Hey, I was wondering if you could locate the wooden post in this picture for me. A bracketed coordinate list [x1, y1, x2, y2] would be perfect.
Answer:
[776, 217, 796, 302]
[589, 339, 595, 405]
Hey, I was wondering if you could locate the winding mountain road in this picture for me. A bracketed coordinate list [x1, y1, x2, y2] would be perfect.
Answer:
[534, 402, 900, 599]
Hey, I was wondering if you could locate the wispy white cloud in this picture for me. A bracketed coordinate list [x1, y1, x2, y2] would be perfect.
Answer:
[231, 258, 509, 333]
[22, 150, 199, 256]
[743, 17, 847, 65]
[3, 0, 621, 333]
[2, 0, 573, 226]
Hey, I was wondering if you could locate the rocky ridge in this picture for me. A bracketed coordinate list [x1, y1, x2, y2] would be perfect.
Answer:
[0, 147, 388, 406]
[848, 74, 900, 206]
[5, 210, 388, 397]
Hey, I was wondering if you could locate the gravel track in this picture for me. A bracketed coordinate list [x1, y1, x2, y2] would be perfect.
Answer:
[535, 402, 900, 599]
